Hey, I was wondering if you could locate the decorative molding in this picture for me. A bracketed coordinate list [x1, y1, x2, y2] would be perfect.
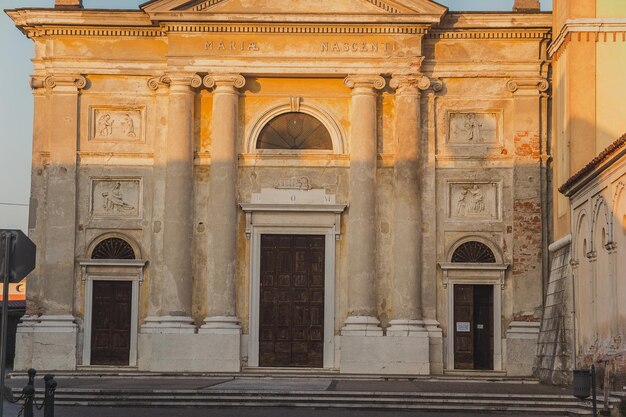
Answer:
[506, 78, 550, 93]
[549, 19, 626, 58]
[186, 0, 226, 11]
[26, 27, 164, 38]
[427, 30, 551, 40]
[164, 23, 429, 34]
[365, 0, 401, 14]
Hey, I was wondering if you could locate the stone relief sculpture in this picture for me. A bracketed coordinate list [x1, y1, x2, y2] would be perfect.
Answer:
[92, 108, 143, 141]
[102, 182, 135, 213]
[450, 183, 498, 220]
[91, 179, 141, 218]
[98, 113, 114, 137]
[121, 114, 136, 137]
[449, 113, 498, 145]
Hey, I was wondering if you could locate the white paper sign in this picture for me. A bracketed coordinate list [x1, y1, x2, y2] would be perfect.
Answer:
[456, 322, 471, 333]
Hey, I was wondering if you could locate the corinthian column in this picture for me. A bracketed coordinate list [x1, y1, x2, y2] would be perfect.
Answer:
[342, 75, 385, 335]
[143, 73, 201, 333]
[387, 75, 431, 336]
[200, 74, 245, 333]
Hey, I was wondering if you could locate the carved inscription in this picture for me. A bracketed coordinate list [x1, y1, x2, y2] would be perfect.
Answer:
[320, 41, 398, 53]
[275, 177, 312, 191]
[205, 40, 260, 51]
[448, 182, 500, 221]
[449, 113, 498, 145]
[91, 179, 141, 219]
[91, 108, 143, 142]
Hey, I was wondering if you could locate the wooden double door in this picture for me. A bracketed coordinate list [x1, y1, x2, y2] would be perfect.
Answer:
[91, 280, 132, 366]
[454, 284, 494, 370]
[259, 234, 325, 368]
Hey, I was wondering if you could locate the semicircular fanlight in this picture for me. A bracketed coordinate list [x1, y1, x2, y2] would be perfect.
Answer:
[257, 112, 332, 150]
[451, 241, 496, 263]
[91, 238, 136, 260]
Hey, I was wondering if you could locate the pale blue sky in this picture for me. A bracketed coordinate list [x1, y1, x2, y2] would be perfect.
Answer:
[0, 0, 552, 233]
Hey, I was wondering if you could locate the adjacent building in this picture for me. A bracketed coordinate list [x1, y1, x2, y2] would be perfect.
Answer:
[8, 0, 550, 375]
[535, 0, 626, 389]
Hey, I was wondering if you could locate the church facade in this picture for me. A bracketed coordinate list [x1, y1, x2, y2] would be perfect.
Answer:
[8, 0, 551, 375]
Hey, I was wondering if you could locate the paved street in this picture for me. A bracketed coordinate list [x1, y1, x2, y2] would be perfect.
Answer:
[2, 402, 565, 417]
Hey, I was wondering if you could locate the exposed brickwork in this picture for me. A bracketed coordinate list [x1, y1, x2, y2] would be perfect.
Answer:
[514, 131, 541, 159]
[512, 199, 542, 276]
[580, 352, 626, 391]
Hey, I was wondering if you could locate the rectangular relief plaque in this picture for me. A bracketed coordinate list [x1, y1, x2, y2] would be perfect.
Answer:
[90, 178, 142, 219]
[448, 112, 498, 145]
[448, 182, 501, 221]
[90, 107, 144, 142]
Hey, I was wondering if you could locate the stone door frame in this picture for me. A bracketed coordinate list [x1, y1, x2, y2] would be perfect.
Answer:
[242, 198, 346, 369]
[440, 263, 508, 371]
[79, 259, 146, 367]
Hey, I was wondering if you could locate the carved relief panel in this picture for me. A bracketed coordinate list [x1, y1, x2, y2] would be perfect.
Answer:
[90, 178, 142, 219]
[90, 107, 145, 143]
[448, 112, 499, 146]
[447, 181, 502, 221]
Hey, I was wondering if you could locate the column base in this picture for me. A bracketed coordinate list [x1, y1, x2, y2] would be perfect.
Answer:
[386, 319, 428, 336]
[506, 321, 540, 376]
[14, 315, 78, 371]
[341, 316, 383, 336]
[140, 315, 196, 334]
[199, 316, 241, 335]
[340, 332, 430, 375]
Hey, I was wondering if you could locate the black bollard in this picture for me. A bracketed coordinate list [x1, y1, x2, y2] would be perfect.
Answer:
[22, 384, 35, 417]
[27, 369, 36, 387]
[43, 375, 57, 417]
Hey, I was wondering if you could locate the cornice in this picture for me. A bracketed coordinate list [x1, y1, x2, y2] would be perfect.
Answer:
[163, 23, 430, 34]
[426, 29, 551, 40]
[549, 18, 626, 58]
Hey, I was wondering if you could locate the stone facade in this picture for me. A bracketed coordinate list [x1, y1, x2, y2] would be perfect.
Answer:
[9, 0, 550, 375]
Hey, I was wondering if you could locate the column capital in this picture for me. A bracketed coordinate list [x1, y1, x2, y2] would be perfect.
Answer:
[203, 73, 246, 90]
[506, 78, 550, 95]
[35, 75, 87, 91]
[390, 75, 443, 94]
[344, 75, 386, 91]
[148, 73, 202, 91]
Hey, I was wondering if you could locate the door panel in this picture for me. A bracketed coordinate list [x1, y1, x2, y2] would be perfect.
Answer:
[91, 280, 132, 366]
[473, 285, 494, 370]
[454, 285, 474, 369]
[259, 235, 325, 367]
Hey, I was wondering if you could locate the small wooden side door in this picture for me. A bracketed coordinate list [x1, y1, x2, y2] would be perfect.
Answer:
[91, 281, 132, 366]
[454, 284, 474, 369]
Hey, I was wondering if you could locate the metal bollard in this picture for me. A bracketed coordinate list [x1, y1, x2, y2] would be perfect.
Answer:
[27, 369, 36, 387]
[43, 374, 57, 417]
[22, 384, 35, 417]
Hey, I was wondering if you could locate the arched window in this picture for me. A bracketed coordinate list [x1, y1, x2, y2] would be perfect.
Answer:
[256, 112, 333, 150]
[451, 241, 496, 263]
[91, 238, 136, 260]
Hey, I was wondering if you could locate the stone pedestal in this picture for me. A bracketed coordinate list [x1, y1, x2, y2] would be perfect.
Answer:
[14, 315, 77, 371]
[340, 333, 429, 375]
[506, 321, 540, 376]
